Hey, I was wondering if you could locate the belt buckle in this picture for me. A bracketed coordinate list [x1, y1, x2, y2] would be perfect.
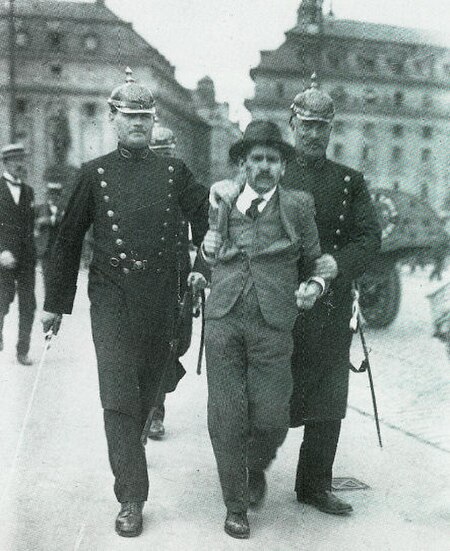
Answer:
[109, 257, 120, 268]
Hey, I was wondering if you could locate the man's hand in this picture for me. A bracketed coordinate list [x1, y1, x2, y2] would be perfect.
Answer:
[41, 312, 63, 335]
[314, 254, 338, 280]
[187, 272, 207, 294]
[295, 281, 322, 310]
[0, 250, 17, 269]
[202, 229, 223, 258]
[209, 166, 245, 209]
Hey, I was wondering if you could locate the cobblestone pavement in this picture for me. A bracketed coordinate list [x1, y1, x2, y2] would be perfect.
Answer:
[349, 265, 450, 452]
[0, 266, 449, 550]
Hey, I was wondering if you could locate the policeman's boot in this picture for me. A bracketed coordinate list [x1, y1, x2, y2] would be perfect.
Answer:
[115, 501, 144, 537]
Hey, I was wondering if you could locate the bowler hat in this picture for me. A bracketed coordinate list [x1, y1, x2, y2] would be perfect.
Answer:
[108, 67, 156, 115]
[229, 120, 295, 163]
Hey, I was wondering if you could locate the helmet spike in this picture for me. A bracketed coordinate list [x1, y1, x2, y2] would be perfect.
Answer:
[125, 67, 135, 84]
[310, 72, 318, 89]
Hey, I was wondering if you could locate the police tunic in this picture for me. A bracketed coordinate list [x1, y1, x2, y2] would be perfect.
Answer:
[284, 157, 381, 425]
[44, 147, 209, 419]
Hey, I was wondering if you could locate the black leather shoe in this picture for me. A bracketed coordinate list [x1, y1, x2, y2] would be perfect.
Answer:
[115, 501, 144, 537]
[248, 470, 266, 508]
[148, 418, 165, 439]
[297, 490, 353, 515]
[17, 354, 33, 366]
[224, 511, 250, 539]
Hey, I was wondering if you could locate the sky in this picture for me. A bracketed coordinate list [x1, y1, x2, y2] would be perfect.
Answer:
[71, 0, 449, 124]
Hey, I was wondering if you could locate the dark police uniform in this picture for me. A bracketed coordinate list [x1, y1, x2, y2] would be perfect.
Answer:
[285, 155, 381, 497]
[0, 170, 36, 357]
[44, 146, 209, 503]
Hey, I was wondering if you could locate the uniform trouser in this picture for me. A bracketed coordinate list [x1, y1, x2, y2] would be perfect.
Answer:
[294, 420, 342, 496]
[102, 344, 168, 504]
[205, 287, 293, 513]
[0, 266, 36, 355]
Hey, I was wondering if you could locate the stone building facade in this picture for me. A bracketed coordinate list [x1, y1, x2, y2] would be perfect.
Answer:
[245, 0, 450, 212]
[0, 0, 212, 202]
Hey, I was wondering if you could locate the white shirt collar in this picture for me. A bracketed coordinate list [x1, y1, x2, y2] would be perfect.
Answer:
[241, 182, 277, 203]
[3, 171, 22, 185]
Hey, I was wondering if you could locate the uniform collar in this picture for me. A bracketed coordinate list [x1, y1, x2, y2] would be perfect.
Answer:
[117, 144, 151, 160]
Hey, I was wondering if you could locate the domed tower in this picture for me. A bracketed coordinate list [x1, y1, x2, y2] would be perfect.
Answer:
[297, 0, 324, 31]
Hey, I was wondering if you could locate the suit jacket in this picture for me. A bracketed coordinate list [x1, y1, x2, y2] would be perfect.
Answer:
[0, 177, 36, 268]
[205, 186, 321, 331]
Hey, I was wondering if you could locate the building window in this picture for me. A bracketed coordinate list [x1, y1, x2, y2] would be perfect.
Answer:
[16, 99, 28, 114]
[392, 124, 404, 138]
[50, 64, 62, 78]
[330, 86, 347, 106]
[361, 145, 376, 171]
[363, 122, 376, 138]
[333, 143, 344, 160]
[421, 148, 431, 163]
[276, 82, 285, 97]
[422, 94, 433, 109]
[83, 103, 97, 117]
[48, 31, 63, 50]
[387, 58, 404, 74]
[392, 146, 403, 163]
[393, 182, 400, 191]
[15, 31, 29, 47]
[333, 120, 345, 134]
[394, 91, 404, 107]
[358, 54, 376, 72]
[363, 88, 377, 104]
[420, 183, 429, 200]
[422, 126, 433, 139]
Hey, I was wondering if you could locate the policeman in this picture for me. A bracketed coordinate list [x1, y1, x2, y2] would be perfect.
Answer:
[41, 68, 210, 537]
[0, 143, 36, 365]
[36, 182, 65, 291]
[287, 75, 381, 515]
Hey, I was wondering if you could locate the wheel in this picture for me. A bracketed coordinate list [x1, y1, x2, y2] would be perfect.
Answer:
[357, 266, 401, 328]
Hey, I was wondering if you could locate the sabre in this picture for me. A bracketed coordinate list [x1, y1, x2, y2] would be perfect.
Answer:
[350, 285, 383, 448]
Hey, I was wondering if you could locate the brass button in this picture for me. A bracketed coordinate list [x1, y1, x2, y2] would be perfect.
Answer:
[336, 229, 341, 236]
[112, 224, 119, 232]
[103, 195, 110, 202]
[344, 188, 349, 194]
[107, 210, 114, 217]
[339, 215, 345, 222]
[168, 179, 174, 184]
[134, 260, 143, 270]
[168, 193, 172, 198]
[168, 166, 174, 173]
[166, 208, 170, 213]
[333, 244, 338, 250]
[344, 175, 351, 183]
[156, 268, 162, 273]
[342, 200, 347, 206]
[163, 222, 168, 227]
[177, 241, 182, 246]
[158, 251, 163, 256]
[123, 267, 130, 275]
[100, 181, 107, 188]
[97, 167, 105, 175]
[161, 237, 165, 242]
[116, 238, 123, 246]
[119, 253, 126, 260]
[181, 220, 186, 226]
[109, 257, 119, 267]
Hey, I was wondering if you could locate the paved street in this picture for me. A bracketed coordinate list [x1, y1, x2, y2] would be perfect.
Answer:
[0, 266, 449, 550]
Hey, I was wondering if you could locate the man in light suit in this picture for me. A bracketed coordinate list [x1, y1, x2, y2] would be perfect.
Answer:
[201, 121, 326, 539]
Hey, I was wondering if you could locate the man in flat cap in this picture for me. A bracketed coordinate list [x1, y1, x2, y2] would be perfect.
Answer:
[200, 120, 326, 539]
[41, 68, 212, 537]
[0, 143, 36, 365]
[286, 76, 381, 515]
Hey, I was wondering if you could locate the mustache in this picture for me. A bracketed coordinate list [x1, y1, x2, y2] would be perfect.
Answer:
[255, 171, 274, 179]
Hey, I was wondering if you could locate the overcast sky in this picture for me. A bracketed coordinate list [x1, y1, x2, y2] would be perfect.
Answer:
[79, 1, 448, 124]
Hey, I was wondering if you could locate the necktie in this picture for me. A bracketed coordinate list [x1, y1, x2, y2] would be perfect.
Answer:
[245, 197, 264, 220]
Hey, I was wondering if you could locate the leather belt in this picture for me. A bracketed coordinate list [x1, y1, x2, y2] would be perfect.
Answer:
[109, 257, 148, 271]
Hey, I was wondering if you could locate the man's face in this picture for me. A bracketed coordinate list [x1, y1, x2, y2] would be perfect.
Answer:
[111, 111, 155, 149]
[243, 145, 285, 194]
[3, 156, 27, 181]
[293, 118, 332, 159]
